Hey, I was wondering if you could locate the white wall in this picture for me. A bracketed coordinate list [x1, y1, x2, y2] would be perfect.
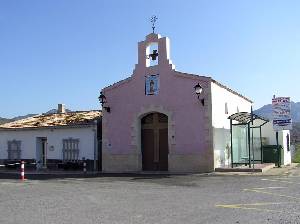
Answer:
[0, 126, 96, 161]
[261, 122, 291, 165]
[211, 82, 252, 168]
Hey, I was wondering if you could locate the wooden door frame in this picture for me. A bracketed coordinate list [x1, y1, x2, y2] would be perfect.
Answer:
[130, 105, 174, 171]
[141, 112, 168, 171]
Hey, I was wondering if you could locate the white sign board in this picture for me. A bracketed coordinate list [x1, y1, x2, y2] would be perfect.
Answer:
[272, 97, 292, 131]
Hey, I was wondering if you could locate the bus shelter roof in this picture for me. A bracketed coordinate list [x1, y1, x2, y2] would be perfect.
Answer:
[228, 112, 269, 128]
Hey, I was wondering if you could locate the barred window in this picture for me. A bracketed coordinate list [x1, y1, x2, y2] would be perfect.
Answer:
[286, 134, 290, 151]
[7, 140, 21, 160]
[62, 138, 79, 161]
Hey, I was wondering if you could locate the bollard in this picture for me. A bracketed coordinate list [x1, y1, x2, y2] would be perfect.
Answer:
[83, 161, 87, 174]
[20, 161, 25, 181]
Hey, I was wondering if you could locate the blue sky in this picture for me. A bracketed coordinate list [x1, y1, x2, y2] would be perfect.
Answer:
[0, 0, 299, 118]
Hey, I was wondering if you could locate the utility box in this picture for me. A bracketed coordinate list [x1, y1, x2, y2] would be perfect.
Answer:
[262, 145, 282, 166]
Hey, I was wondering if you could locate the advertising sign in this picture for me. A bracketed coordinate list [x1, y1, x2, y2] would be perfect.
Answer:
[272, 97, 292, 131]
[145, 74, 159, 95]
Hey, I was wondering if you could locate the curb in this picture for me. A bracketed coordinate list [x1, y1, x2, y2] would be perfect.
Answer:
[215, 164, 275, 173]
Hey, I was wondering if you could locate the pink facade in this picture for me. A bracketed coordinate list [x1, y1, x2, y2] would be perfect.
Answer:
[101, 33, 251, 172]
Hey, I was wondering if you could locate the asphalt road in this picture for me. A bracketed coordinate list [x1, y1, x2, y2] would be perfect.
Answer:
[1, 168, 300, 224]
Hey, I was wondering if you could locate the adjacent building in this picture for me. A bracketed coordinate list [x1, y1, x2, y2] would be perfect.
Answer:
[0, 104, 101, 170]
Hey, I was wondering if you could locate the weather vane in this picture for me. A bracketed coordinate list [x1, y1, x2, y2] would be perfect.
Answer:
[150, 15, 158, 33]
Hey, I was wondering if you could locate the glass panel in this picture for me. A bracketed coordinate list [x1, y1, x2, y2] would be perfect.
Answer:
[251, 128, 262, 162]
[232, 125, 248, 164]
[232, 125, 264, 165]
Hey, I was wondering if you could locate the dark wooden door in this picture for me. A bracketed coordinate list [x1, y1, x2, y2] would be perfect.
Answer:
[141, 113, 168, 171]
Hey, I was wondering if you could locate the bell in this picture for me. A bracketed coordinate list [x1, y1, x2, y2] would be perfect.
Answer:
[149, 50, 158, 60]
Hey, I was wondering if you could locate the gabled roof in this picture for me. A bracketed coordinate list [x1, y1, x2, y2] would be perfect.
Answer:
[0, 111, 101, 130]
[174, 71, 253, 103]
[211, 79, 253, 103]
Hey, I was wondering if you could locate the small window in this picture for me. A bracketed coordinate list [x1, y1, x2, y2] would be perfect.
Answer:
[7, 140, 21, 160]
[286, 134, 290, 151]
[225, 103, 228, 114]
[62, 138, 80, 161]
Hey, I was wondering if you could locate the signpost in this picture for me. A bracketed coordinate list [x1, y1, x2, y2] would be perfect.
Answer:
[272, 96, 292, 167]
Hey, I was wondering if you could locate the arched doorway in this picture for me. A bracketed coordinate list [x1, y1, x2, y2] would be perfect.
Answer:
[141, 113, 168, 171]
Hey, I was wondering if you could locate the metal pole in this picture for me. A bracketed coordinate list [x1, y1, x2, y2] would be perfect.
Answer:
[248, 123, 251, 168]
[44, 140, 47, 169]
[251, 106, 254, 168]
[260, 126, 263, 164]
[230, 119, 233, 168]
[252, 128, 254, 168]
[83, 160, 87, 174]
[20, 161, 25, 181]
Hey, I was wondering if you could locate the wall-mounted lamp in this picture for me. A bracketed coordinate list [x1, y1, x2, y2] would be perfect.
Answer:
[194, 83, 205, 106]
[98, 91, 111, 113]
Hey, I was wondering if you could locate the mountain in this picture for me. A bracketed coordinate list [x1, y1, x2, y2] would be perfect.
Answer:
[0, 114, 37, 125]
[12, 114, 37, 121]
[255, 102, 300, 122]
[45, 108, 71, 114]
[0, 108, 71, 125]
[255, 102, 300, 142]
[0, 118, 13, 125]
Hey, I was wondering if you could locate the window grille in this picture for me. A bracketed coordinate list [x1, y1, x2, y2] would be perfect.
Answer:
[286, 134, 290, 151]
[62, 138, 80, 161]
[7, 140, 21, 160]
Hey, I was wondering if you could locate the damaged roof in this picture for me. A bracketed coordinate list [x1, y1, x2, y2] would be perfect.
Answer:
[0, 111, 101, 130]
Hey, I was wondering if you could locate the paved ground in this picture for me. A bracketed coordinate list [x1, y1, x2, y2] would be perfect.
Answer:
[1, 166, 300, 224]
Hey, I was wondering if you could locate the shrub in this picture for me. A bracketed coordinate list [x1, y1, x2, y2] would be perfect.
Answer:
[292, 144, 300, 163]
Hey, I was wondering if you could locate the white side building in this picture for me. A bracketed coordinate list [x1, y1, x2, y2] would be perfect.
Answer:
[261, 122, 292, 166]
[211, 81, 252, 168]
[0, 105, 101, 170]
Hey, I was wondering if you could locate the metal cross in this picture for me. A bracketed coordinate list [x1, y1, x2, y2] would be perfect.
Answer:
[150, 15, 158, 33]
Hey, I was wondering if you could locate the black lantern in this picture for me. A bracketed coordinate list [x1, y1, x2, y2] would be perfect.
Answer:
[194, 83, 204, 106]
[98, 91, 110, 113]
[98, 92, 106, 105]
[194, 83, 203, 96]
